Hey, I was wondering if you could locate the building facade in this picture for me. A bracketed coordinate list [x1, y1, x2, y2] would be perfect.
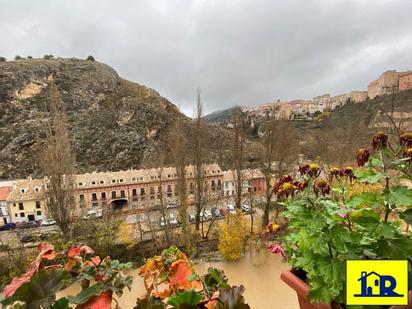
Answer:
[6, 178, 46, 223]
[0, 186, 13, 225]
[73, 164, 224, 213]
[399, 72, 412, 92]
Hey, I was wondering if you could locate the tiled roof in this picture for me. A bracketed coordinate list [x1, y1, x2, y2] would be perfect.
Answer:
[0, 186, 12, 201]
[7, 178, 44, 202]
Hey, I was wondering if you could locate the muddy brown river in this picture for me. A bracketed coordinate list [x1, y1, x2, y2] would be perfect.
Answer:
[57, 249, 298, 308]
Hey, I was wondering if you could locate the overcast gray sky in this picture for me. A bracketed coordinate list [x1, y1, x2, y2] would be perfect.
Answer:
[1, 0, 412, 116]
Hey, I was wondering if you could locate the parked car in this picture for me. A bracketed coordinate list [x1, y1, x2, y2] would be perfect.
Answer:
[17, 221, 38, 229]
[166, 202, 179, 209]
[41, 219, 56, 226]
[169, 214, 179, 226]
[159, 216, 167, 227]
[84, 208, 103, 219]
[188, 214, 196, 223]
[226, 204, 236, 215]
[201, 209, 212, 221]
[20, 234, 40, 243]
[0, 223, 16, 231]
[241, 204, 252, 213]
[211, 207, 223, 218]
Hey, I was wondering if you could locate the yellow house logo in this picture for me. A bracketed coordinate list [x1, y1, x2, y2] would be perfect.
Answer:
[346, 260, 408, 306]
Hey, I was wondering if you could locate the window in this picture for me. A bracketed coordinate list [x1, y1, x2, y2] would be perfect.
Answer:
[112, 179, 116, 183]
[158, 186, 162, 193]
[151, 176, 155, 180]
[91, 181, 96, 185]
[101, 192, 106, 199]
[119, 179, 124, 183]
[92, 193, 97, 201]
[225, 183, 228, 188]
[168, 174, 171, 178]
[34, 187, 40, 192]
[132, 177, 136, 182]
[140, 188, 145, 195]
[150, 187, 155, 194]
[20, 188, 26, 193]
[35, 201, 41, 209]
[36, 211, 41, 216]
[167, 185, 172, 192]
[132, 189, 137, 196]
[13, 203, 16, 207]
[140, 177, 144, 181]
[18, 203, 24, 210]
[20, 212, 25, 217]
[78, 183, 83, 187]
[79, 195, 85, 202]
[120, 190, 125, 197]
[15, 213, 17, 217]
[100, 180, 104, 184]
[111, 191, 116, 198]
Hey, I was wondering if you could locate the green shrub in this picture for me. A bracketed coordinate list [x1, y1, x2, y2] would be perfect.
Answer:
[0, 57, 6, 62]
[86, 55, 95, 61]
[14, 55, 22, 60]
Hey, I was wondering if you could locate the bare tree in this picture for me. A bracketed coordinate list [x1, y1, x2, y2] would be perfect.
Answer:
[170, 117, 190, 250]
[260, 119, 299, 226]
[38, 81, 76, 238]
[232, 108, 246, 209]
[192, 88, 206, 231]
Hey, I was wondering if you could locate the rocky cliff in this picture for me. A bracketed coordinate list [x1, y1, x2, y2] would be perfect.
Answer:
[0, 58, 238, 179]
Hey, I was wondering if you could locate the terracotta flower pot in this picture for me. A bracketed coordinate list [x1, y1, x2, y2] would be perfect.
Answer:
[281, 269, 331, 309]
[281, 268, 412, 309]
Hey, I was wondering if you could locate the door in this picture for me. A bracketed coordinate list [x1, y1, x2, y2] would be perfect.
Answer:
[2, 218, 6, 225]
[28, 214, 35, 221]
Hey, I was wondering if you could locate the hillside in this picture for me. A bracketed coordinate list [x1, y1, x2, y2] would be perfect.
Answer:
[0, 58, 242, 179]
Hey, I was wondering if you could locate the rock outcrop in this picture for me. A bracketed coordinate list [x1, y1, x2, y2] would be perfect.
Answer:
[0, 58, 238, 179]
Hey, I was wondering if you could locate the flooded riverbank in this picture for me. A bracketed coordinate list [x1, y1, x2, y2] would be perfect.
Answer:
[57, 248, 298, 308]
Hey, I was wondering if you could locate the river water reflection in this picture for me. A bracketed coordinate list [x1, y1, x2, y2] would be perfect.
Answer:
[58, 249, 298, 309]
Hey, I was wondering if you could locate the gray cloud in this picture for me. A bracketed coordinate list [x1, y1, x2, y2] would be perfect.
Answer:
[1, 0, 412, 115]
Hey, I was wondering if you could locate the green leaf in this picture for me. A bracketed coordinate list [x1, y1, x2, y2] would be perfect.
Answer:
[135, 297, 165, 309]
[67, 282, 105, 305]
[202, 268, 230, 293]
[354, 169, 385, 183]
[51, 298, 70, 309]
[6, 269, 71, 309]
[167, 290, 203, 308]
[387, 186, 412, 207]
[347, 192, 382, 209]
[400, 208, 412, 225]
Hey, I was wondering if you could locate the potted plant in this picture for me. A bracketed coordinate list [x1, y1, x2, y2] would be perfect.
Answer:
[270, 132, 412, 309]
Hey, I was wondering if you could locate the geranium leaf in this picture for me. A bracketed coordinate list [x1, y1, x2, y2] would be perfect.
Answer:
[167, 290, 203, 308]
[353, 169, 385, 184]
[51, 297, 70, 309]
[399, 208, 412, 225]
[6, 269, 71, 308]
[67, 282, 104, 304]
[387, 186, 412, 207]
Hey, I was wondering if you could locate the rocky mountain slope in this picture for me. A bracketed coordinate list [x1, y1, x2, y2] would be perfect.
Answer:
[0, 58, 241, 179]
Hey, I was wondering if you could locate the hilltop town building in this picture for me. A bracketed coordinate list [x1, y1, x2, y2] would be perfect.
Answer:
[367, 70, 412, 99]
[399, 72, 412, 92]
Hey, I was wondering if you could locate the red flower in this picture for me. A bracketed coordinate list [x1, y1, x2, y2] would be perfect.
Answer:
[276, 182, 297, 198]
[268, 244, 287, 261]
[372, 132, 388, 150]
[356, 149, 370, 167]
[313, 178, 330, 196]
[343, 167, 355, 182]
[299, 164, 310, 175]
[67, 246, 81, 258]
[400, 132, 412, 147]
[403, 147, 412, 163]
[329, 167, 342, 178]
